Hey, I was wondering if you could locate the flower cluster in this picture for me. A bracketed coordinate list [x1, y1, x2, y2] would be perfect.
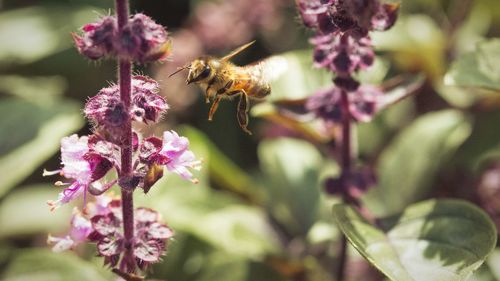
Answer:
[297, 0, 399, 90]
[84, 76, 168, 143]
[48, 196, 173, 272]
[46, 4, 200, 276]
[73, 13, 171, 63]
[296, 0, 399, 199]
[46, 97, 200, 208]
[88, 200, 173, 272]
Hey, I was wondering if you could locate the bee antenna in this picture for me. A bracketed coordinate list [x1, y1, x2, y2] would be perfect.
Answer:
[168, 65, 189, 78]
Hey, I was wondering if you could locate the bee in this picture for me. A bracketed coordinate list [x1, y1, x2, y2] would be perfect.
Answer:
[170, 41, 275, 135]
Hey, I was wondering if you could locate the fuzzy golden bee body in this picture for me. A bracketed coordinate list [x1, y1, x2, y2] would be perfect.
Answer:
[170, 41, 273, 135]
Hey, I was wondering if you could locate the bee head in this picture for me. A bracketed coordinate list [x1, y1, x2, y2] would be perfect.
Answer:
[186, 58, 213, 84]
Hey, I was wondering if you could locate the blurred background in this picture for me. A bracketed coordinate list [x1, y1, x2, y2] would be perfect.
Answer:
[1, 0, 500, 280]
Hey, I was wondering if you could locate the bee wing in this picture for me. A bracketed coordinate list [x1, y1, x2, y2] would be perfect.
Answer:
[221, 41, 256, 62]
[247, 55, 289, 84]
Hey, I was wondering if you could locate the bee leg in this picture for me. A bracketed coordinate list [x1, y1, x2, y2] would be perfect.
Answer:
[216, 80, 233, 96]
[205, 77, 217, 103]
[208, 95, 222, 121]
[237, 92, 252, 135]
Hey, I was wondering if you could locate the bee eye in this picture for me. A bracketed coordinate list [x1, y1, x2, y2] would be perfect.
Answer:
[198, 66, 211, 79]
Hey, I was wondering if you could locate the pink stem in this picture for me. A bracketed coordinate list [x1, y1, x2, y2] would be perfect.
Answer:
[115, 0, 135, 273]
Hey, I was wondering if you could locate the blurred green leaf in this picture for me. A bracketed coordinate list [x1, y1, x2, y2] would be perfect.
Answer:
[445, 39, 500, 91]
[486, 249, 500, 280]
[0, 98, 84, 198]
[333, 199, 497, 281]
[452, 110, 500, 171]
[1, 249, 112, 281]
[364, 110, 472, 216]
[180, 126, 259, 204]
[258, 138, 322, 235]
[0, 185, 72, 238]
[373, 15, 446, 80]
[0, 6, 106, 67]
[196, 252, 285, 281]
[0, 75, 67, 102]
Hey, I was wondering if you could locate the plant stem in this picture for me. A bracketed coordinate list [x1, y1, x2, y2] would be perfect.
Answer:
[337, 89, 351, 281]
[336, 235, 348, 281]
[115, 0, 135, 273]
[340, 89, 351, 178]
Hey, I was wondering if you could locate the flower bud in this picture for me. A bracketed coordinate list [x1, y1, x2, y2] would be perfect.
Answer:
[73, 17, 117, 60]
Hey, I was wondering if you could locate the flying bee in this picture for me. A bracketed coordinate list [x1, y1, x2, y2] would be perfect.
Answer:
[170, 41, 284, 135]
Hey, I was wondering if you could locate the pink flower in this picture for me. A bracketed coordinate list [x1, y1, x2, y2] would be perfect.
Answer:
[46, 135, 114, 211]
[160, 131, 202, 183]
[139, 131, 201, 187]
[47, 208, 92, 252]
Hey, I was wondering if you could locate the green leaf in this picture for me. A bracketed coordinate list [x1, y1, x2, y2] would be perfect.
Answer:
[0, 75, 67, 101]
[485, 249, 500, 280]
[372, 15, 446, 79]
[364, 110, 472, 216]
[258, 138, 322, 235]
[1, 249, 112, 281]
[333, 199, 497, 281]
[0, 185, 72, 238]
[445, 39, 500, 91]
[180, 126, 259, 204]
[0, 98, 84, 198]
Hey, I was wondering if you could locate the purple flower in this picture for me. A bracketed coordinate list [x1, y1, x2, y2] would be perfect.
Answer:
[131, 76, 169, 124]
[72, 16, 117, 60]
[45, 135, 114, 211]
[306, 85, 383, 124]
[296, 0, 399, 35]
[118, 14, 172, 63]
[349, 85, 383, 122]
[306, 86, 343, 124]
[88, 200, 173, 271]
[48, 208, 92, 252]
[325, 167, 376, 199]
[311, 33, 374, 75]
[73, 14, 171, 63]
[84, 76, 168, 143]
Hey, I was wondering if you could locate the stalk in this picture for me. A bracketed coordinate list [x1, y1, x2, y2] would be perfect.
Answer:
[115, 0, 135, 272]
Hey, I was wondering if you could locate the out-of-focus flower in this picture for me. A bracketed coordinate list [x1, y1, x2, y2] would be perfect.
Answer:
[306, 85, 383, 125]
[477, 163, 500, 229]
[325, 167, 376, 199]
[88, 200, 174, 272]
[296, 0, 399, 35]
[48, 208, 92, 252]
[45, 135, 114, 211]
[191, 0, 286, 50]
[85, 76, 168, 142]
[73, 14, 171, 63]
[306, 86, 343, 124]
[312, 34, 374, 77]
[348, 85, 383, 122]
